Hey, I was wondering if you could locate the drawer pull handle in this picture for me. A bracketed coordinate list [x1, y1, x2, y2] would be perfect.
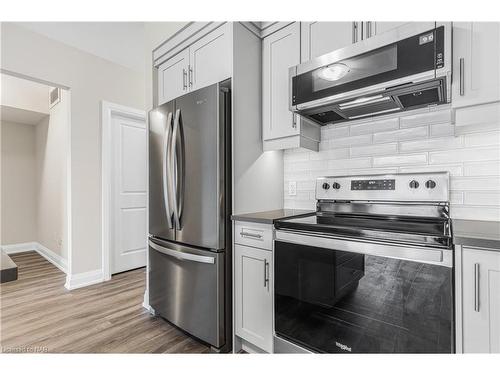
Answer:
[240, 231, 263, 239]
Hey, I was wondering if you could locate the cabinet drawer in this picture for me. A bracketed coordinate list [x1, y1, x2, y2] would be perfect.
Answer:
[234, 221, 273, 250]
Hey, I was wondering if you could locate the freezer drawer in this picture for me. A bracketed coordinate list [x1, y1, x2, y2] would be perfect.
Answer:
[148, 238, 225, 348]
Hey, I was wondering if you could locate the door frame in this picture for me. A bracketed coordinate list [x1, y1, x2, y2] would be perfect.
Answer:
[101, 101, 147, 281]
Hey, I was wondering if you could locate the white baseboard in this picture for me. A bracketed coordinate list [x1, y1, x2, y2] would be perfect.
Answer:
[36, 243, 68, 274]
[1, 242, 38, 254]
[64, 269, 104, 290]
[142, 289, 151, 312]
[1, 242, 67, 274]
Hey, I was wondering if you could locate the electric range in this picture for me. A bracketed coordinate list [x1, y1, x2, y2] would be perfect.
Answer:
[273, 172, 454, 353]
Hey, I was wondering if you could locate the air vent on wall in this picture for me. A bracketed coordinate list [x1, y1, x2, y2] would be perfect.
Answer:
[49, 87, 61, 108]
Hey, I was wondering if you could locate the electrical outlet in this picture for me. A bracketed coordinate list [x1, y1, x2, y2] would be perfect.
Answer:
[288, 181, 297, 196]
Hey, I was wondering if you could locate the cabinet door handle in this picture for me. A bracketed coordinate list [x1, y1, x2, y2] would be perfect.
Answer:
[182, 68, 187, 90]
[367, 21, 373, 38]
[474, 263, 480, 312]
[264, 260, 269, 287]
[352, 22, 358, 43]
[240, 231, 263, 239]
[459, 58, 465, 96]
[292, 114, 297, 129]
[188, 65, 193, 88]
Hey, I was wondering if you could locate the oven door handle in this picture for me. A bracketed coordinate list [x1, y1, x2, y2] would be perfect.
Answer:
[275, 230, 452, 267]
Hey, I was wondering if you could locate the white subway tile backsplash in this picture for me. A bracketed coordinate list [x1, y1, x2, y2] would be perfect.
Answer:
[350, 118, 399, 135]
[283, 105, 500, 221]
[400, 110, 452, 128]
[430, 123, 455, 137]
[373, 126, 428, 143]
[288, 160, 327, 172]
[455, 102, 500, 128]
[399, 136, 463, 152]
[429, 147, 500, 164]
[350, 143, 398, 157]
[450, 205, 500, 221]
[451, 177, 500, 191]
[450, 192, 464, 205]
[330, 134, 372, 148]
[464, 131, 500, 147]
[309, 148, 349, 161]
[328, 158, 372, 170]
[283, 151, 310, 162]
[373, 153, 428, 167]
[464, 192, 500, 206]
[322, 125, 349, 140]
[398, 164, 463, 176]
[463, 161, 500, 176]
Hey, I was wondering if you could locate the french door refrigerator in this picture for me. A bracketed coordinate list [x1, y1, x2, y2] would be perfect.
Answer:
[148, 80, 231, 352]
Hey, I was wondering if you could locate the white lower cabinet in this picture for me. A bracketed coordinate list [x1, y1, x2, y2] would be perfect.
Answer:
[461, 247, 500, 353]
[234, 243, 273, 353]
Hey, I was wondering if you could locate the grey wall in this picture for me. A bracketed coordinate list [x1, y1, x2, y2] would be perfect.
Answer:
[1, 121, 38, 245]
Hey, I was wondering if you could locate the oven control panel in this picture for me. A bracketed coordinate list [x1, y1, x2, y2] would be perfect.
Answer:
[316, 172, 449, 202]
[351, 179, 395, 190]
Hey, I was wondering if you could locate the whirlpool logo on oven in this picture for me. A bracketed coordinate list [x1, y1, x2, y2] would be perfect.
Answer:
[335, 341, 352, 352]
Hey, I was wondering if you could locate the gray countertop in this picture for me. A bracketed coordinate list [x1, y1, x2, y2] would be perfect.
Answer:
[452, 219, 500, 250]
[231, 209, 313, 224]
[232, 211, 500, 251]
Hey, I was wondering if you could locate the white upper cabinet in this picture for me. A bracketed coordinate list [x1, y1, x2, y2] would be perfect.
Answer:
[371, 22, 409, 37]
[157, 48, 190, 105]
[452, 22, 500, 108]
[157, 23, 232, 105]
[461, 247, 500, 353]
[301, 22, 354, 62]
[189, 22, 231, 91]
[262, 22, 301, 141]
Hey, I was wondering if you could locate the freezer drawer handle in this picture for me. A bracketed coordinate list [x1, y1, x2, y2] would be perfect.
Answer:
[149, 240, 215, 264]
[240, 231, 263, 240]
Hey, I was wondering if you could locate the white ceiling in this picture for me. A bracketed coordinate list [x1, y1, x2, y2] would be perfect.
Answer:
[16, 22, 147, 73]
[1, 105, 48, 126]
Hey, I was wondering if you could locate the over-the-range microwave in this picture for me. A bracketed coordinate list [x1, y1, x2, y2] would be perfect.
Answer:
[289, 22, 452, 126]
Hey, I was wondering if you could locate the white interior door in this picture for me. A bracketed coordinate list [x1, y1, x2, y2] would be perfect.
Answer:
[111, 112, 147, 274]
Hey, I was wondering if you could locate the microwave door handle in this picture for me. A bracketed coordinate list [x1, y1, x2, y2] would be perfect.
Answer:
[163, 112, 174, 229]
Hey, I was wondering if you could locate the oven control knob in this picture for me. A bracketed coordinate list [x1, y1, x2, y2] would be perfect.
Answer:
[409, 180, 420, 189]
[425, 180, 437, 189]
[332, 182, 341, 190]
[322, 182, 330, 190]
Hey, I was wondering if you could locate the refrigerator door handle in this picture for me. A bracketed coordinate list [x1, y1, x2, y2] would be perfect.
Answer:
[171, 109, 185, 229]
[149, 239, 215, 264]
[162, 111, 174, 229]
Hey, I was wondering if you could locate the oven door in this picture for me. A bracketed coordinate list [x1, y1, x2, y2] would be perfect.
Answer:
[274, 232, 454, 353]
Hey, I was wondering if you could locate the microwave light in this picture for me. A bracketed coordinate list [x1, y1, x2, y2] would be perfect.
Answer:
[318, 63, 350, 81]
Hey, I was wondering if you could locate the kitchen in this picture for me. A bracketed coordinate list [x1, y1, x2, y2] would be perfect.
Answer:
[1, 1, 499, 372]
[148, 21, 500, 354]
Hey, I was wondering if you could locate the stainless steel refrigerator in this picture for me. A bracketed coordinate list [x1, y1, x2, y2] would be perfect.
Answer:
[148, 80, 231, 352]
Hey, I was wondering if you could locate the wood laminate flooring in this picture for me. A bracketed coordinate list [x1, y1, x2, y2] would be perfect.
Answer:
[0, 251, 210, 353]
